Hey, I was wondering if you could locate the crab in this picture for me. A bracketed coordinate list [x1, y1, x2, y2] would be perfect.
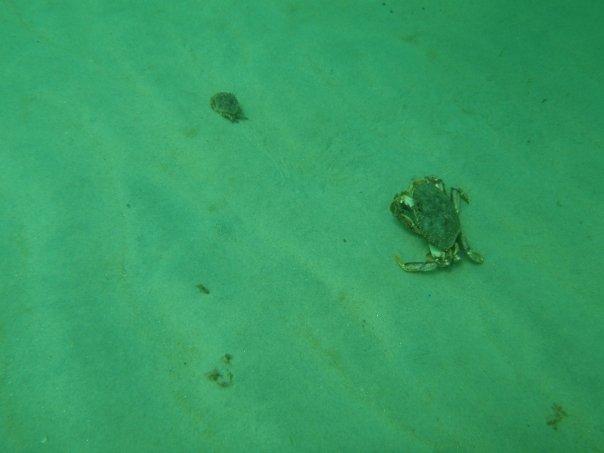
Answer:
[210, 92, 246, 122]
[390, 176, 484, 272]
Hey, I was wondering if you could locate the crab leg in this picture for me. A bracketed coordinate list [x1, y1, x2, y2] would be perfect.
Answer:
[394, 255, 438, 272]
[426, 176, 445, 191]
[450, 187, 470, 213]
[459, 233, 484, 264]
[396, 213, 423, 235]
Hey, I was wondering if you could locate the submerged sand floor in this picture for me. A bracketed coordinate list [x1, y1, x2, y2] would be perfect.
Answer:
[1, 1, 602, 450]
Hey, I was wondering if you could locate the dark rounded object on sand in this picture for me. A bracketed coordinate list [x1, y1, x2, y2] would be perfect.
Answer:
[210, 92, 246, 122]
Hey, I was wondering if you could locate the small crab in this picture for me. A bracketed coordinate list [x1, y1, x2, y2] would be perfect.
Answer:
[390, 176, 484, 272]
[210, 92, 246, 122]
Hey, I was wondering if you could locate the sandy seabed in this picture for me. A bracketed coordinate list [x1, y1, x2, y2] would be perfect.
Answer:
[1, 1, 602, 451]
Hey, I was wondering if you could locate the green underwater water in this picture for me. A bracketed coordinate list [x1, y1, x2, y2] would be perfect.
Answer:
[1, 1, 603, 451]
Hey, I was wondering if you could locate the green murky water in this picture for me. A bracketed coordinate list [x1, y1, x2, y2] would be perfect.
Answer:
[1, 1, 602, 451]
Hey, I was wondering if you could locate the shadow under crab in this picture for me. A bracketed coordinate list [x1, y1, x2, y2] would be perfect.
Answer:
[390, 176, 484, 272]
